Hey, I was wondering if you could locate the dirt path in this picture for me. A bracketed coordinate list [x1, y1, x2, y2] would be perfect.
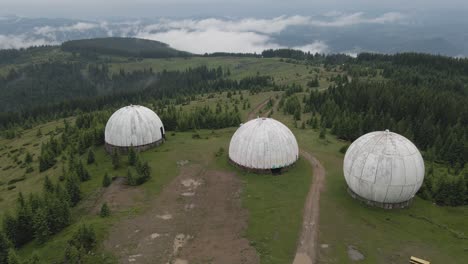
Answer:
[247, 97, 271, 120]
[263, 98, 279, 117]
[293, 149, 326, 264]
[104, 164, 259, 264]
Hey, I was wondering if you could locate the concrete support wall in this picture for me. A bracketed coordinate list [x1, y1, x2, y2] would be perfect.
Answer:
[229, 158, 296, 175]
[105, 138, 164, 154]
[347, 188, 413, 209]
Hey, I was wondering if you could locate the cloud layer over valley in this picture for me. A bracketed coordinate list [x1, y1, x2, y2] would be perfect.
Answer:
[0, 12, 465, 56]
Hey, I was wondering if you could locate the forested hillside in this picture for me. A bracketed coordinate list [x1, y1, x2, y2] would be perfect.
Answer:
[272, 50, 468, 206]
[61, 37, 191, 58]
[0, 46, 467, 205]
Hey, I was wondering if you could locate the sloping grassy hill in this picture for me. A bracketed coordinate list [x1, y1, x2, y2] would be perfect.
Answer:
[61, 37, 192, 58]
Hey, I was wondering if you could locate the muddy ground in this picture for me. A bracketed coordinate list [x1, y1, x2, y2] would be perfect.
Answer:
[104, 164, 259, 264]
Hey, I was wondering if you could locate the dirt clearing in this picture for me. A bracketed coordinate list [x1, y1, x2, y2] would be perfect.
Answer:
[89, 177, 144, 214]
[104, 164, 259, 264]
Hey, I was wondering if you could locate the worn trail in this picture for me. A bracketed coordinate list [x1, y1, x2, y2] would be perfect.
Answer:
[247, 97, 271, 120]
[293, 149, 326, 264]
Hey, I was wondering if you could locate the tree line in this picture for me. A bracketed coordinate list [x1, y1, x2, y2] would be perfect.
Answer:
[0, 65, 274, 130]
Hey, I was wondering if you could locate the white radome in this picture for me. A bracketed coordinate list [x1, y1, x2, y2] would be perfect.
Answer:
[105, 105, 165, 147]
[343, 130, 425, 204]
[229, 118, 299, 170]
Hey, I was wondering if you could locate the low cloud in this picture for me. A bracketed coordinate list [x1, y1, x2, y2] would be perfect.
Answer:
[309, 12, 405, 27]
[135, 13, 402, 53]
[34, 22, 98, 35]
[142, 15, 311, 35]
[137, 29, 282, 54]
[294, 41, 330, 54]
[0, 12, 406, 53]
[0, 34, 57, 49]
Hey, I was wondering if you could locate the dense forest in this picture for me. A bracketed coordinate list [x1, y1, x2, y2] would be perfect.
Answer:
[0, 64, 272, 129]
[262, 48, 352, 65]
[61, 37, 191, 58]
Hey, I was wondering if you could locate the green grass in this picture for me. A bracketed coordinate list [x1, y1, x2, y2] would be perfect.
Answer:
[175, 90, 281, 121]
[109, 57, 340, 88]
[0, 48, 73, 77]
[290, 125, 468, 264]
[2, 63, 467, 264]
[269, 107, 468, 264]
[0, 118, 74, 217]
[219, 158, 312, 264]
[1, 91, 276, 262]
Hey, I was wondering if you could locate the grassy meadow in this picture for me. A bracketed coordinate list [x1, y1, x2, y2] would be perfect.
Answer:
[0, 68, 466, 264]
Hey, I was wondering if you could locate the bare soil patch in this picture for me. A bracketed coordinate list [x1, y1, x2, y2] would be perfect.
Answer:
[90, 177, 144, 214]
[104, 164, 259, 264]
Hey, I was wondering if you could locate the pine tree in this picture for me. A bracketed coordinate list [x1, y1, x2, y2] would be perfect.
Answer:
[0, 232, 12, 264]
[16, 192, 25, 208]
[43, 176, 54, 193]
[87, 149, 95, 164]
[2, 213, 18, 246]
[102, 172, 111, 187]
[136, 162, 151, 185]
[65, 176, 81, 207]
[33, 209, 50, 244]
[128, 147, 137, 166]
[28, 252, 41, 264]
[100, 203, 110, 217]
[294, 108, 301, 120]
[76, 161, 90, 182]
[15, 196, 34, 246]
[71, 224, 96, 252]
[312, 117, 318, 129]
[7, 249, 21, 264]
[28, 194, 41, 215]
[127, 169, 136, 186]
[24, 152, 33, 164]
[64, 243, 81, 264]
[112, 150, 120, 169]
[44, 192, 71, 234]
[319, 126, 326, 139]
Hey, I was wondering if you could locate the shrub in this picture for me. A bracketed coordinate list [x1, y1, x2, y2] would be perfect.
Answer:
[100, 203, 110, 217]
[215, 147, 225, 157]
[7, 176, 26, 185]
[339, 145, 350, 154]
[102, 173, 111, 187]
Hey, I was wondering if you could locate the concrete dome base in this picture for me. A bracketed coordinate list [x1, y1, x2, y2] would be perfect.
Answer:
[105, 138, 164, 154]
[229, 158, 296, 175]
[347, 187, 413, 209]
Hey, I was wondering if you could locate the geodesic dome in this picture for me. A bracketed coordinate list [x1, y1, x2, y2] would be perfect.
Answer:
[229, 117, 299, 173]
[105, 105, 165, 152]
[343, 130, 425, 208]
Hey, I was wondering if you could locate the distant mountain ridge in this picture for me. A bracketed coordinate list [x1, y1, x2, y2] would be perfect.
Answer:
[61, 37, 192, 58]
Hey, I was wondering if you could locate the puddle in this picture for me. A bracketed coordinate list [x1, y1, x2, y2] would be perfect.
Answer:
[156, 213, 173, 220]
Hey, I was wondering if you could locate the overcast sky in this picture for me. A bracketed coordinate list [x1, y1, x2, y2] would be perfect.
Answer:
[3, 0, 468, 19]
